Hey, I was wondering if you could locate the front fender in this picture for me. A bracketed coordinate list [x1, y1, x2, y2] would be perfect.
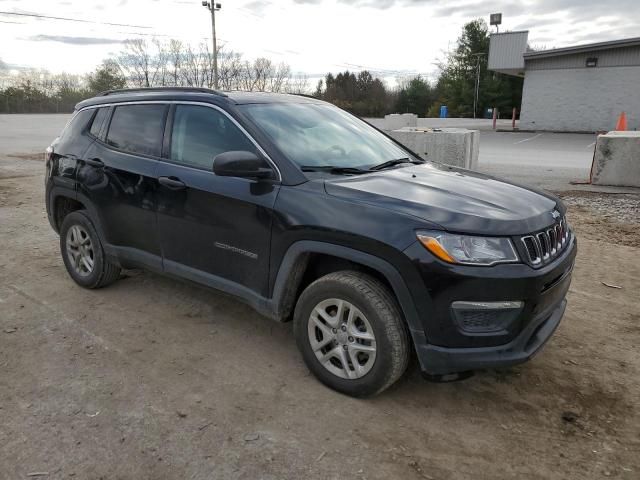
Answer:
[270, 240, 426, 343]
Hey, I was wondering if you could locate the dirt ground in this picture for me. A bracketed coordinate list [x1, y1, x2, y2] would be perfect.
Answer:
[1, 154, 639, 480]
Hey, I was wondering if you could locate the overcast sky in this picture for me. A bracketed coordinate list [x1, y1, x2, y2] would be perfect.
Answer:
[1, 0, 638, 82]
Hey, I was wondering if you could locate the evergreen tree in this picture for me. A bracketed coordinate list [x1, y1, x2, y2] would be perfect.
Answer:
[87, 61, 126, 95]
[437, 19, 523, 117]
[395, 77, 434, 115]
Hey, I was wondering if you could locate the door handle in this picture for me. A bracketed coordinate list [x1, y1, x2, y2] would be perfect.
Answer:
[158, 176, 186, 190]
[84, 157, 104, 168]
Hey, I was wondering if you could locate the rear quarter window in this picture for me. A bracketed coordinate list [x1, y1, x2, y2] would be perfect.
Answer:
[58, 109, 95, 144]
[106, 104, 167, 157]
[89, 107, 110, 139]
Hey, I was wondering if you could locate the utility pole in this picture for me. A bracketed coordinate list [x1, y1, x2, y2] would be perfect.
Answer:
[472, 52, 486, 119]
[202, 1, 221, 89]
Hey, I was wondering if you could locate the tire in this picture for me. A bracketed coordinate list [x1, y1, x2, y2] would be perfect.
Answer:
[59, 210, 121, 289]
[293, 270, 409, 397]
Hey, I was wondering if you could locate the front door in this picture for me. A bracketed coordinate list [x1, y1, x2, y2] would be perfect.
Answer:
[155, 104, 280, 297]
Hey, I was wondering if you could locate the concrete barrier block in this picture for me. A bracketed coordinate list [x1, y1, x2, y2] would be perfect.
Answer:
[388, 128, 480, 170]
[383, 113, 417, 131]
[591, 131, 640, 187]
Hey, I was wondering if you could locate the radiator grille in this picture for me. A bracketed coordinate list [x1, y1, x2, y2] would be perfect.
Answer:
[520, 217, 570, 267]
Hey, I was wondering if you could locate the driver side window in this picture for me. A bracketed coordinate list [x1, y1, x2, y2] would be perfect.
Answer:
[170, 105, 256, 170]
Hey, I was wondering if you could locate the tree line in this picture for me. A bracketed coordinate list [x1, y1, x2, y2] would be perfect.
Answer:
[0, 19, 522, 117]
[315, 19, 523, 118]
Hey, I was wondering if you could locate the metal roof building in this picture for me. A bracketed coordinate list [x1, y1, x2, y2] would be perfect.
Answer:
[489, 32, 640, 132]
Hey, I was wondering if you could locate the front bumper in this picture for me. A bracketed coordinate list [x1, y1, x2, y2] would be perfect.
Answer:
[403, 234, 576, 375]
[417, 298, 566, 375]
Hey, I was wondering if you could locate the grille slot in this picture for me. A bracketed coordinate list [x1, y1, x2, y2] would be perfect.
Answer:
[547, 228, 557, 255]
[520, 216, 570, 267]
[522, 236, 540, 264]
[537, 232, 550, 259]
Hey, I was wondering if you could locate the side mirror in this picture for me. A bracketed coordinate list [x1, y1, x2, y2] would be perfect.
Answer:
[213, 151, 274, 179]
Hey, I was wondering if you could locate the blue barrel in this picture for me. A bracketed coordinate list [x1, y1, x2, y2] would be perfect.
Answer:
[439, 105, 448, 118]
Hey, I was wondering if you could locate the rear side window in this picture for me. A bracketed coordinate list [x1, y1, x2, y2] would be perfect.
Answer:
[106, 104, 166, 157]
[170, 105, 256, 170]
[89, 107, 110, 138]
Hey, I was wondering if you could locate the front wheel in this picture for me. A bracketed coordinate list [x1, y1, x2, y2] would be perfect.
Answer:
[293, 271, 409, 397]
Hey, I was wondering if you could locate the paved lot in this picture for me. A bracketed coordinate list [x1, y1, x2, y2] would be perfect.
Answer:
[0, 114, 70, 157]
[479, 131, 596, 190]
[1, 114, 639, 479]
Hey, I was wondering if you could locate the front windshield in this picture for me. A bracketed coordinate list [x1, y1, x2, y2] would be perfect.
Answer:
[240, 103, 415, 170]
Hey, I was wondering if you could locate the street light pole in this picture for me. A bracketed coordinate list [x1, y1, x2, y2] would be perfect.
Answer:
[202, 1, 221, 89]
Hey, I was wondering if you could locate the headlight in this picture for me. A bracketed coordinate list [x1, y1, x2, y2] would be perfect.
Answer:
[417, 231, 519, 266]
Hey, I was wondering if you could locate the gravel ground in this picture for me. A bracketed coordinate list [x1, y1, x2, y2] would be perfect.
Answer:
[1, 124, 640, 479]
[556, 191, 640, 248]
[559, 191, 640, 225]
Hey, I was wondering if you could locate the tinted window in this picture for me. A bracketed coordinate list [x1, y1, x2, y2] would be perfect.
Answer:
[89, 107, 109, 138]
[170, 105, 256, 170]
[106, 104, 166, 156]
[59, 109, 94, 143]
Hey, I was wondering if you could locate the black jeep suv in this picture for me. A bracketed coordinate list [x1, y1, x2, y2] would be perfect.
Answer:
[45, 87, 576, 397]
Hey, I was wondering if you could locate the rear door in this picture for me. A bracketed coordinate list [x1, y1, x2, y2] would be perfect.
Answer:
[155, 103, 280, 296]
[79, 103, 168, 269]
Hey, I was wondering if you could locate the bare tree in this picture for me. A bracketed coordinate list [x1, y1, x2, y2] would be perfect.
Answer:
[181, 43, 209, 87]
[285, 73, 310, 94]
[268, 62, 291, 92]
[218, 47, 244, 91]
[168, 39, 183, 87]
[116, 39, 152, 87]
[111, 37, 295, 93]
[152, 38, 170, 86]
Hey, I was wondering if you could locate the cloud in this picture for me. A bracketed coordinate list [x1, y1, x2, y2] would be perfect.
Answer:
[28, 35, 126, 45]
[433, 1, 526, 18]
[291, 0, 640, 21]
[243, 0, 270, 14]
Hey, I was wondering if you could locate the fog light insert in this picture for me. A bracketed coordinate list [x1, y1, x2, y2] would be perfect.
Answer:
[451, 301, 524, 334]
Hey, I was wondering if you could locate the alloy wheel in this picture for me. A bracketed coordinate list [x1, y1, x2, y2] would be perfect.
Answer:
[307, 298, 377, 379]
[66, 224, 95, 277]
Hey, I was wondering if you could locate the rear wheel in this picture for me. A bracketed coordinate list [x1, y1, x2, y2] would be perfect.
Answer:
[60, 211, 121, 289]
[294, 271, 409, 397]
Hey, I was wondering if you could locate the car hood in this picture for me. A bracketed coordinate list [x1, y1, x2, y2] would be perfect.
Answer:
[323, 162, 562, 235]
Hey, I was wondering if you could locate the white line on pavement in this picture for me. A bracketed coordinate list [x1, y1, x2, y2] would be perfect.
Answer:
[514, 133, 543, 144]
[586, 142, 595, 149]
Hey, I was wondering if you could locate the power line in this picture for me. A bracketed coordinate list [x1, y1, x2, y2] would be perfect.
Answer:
[1, 9, 434, 82]
[0, 10, 152, 29]
[0, 9, 226, 43]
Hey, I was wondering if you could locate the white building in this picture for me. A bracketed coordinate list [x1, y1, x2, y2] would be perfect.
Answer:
[489, 32, 640, 132]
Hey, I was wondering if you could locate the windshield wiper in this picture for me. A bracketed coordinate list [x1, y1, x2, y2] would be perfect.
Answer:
[300, 166, 370, 175]
[368, 157, 424, 171]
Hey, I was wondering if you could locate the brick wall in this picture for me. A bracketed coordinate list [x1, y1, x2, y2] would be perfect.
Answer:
[520, 66, 640, 132]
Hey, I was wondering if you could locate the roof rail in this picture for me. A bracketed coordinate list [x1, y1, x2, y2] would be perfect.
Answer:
[98, 86, 227, 97]
[289, 93, 321, 100]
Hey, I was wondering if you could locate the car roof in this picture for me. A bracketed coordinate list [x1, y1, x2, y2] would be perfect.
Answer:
[75, 87, 325, 110]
